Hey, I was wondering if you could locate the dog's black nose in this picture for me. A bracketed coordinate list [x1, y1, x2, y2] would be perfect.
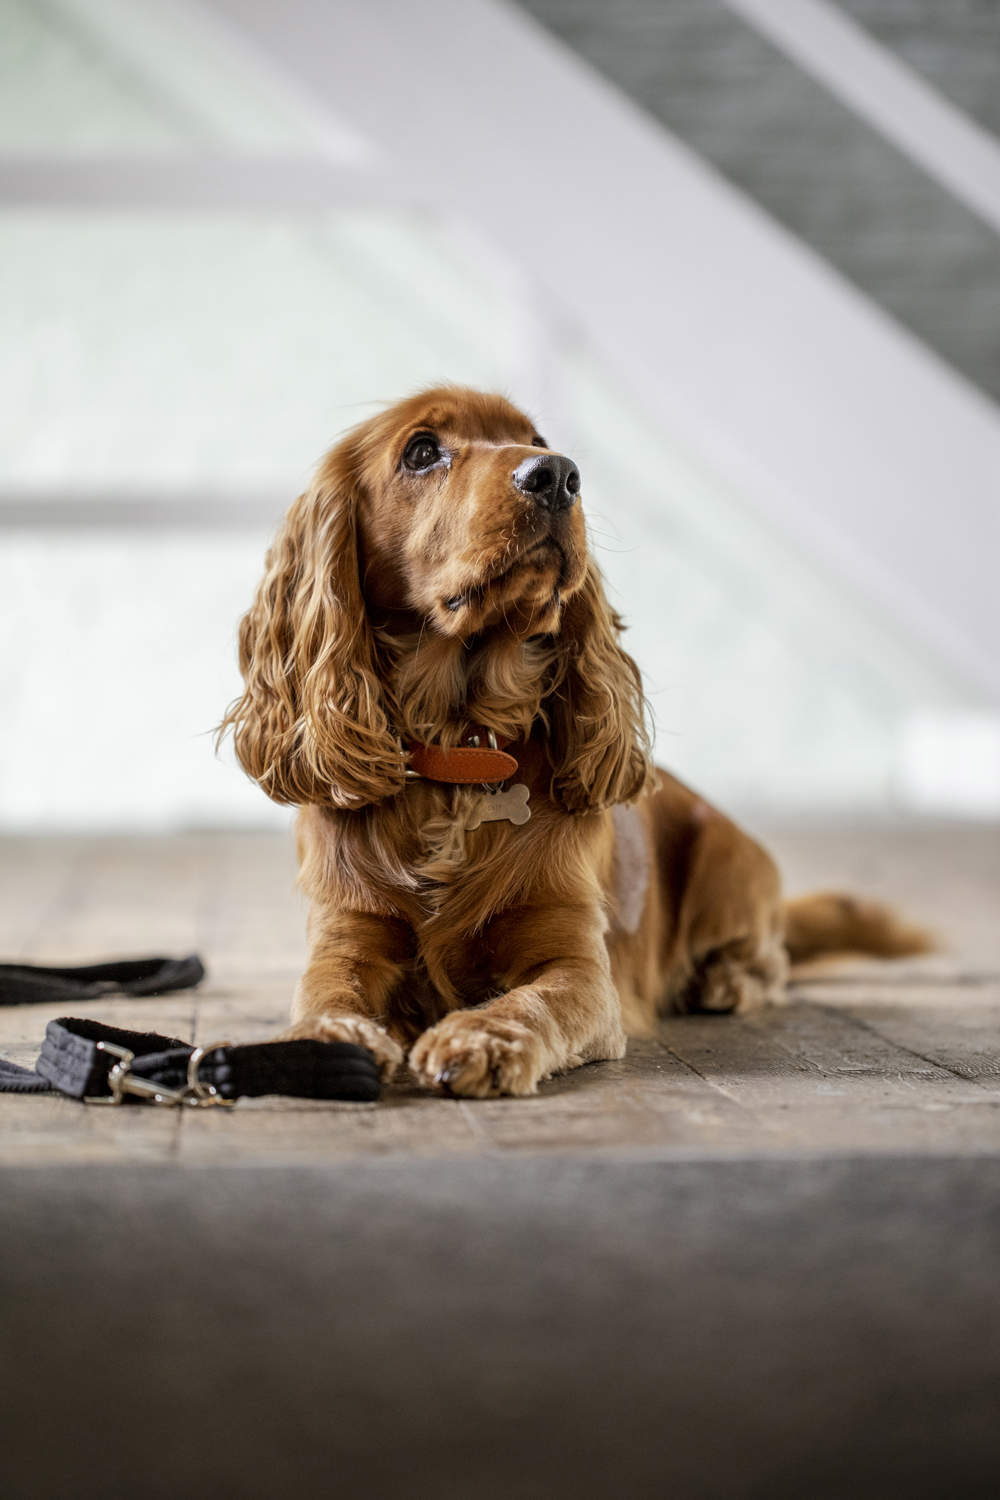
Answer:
[512, 452, 580, 513]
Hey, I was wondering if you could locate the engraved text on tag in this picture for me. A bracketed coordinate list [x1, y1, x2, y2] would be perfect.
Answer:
[465, 783, 531, 829]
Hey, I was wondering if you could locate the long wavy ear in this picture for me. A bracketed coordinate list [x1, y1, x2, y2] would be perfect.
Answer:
[217, 451, 406, 809]
[546, 562, 653, 813]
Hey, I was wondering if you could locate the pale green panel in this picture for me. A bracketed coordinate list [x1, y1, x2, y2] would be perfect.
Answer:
[0, 0, 192, 150]
[0, 212, 524, 489]
[558, 350, 967, 812]
[0, 0, 357, 152]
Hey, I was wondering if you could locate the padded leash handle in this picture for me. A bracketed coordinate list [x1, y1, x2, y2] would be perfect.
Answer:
[0, 957, 380, 1105]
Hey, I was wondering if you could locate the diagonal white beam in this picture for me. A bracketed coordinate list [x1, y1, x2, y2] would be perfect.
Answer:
[186, 0, 1000, 700]
[726, 0, 1000, 237]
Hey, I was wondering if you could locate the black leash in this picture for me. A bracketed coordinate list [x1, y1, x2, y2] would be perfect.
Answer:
[0, 953, 206, 1006]
[0, 956, 380, 1106]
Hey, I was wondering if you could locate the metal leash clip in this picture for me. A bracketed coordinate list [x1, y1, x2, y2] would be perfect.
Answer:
[84, 1038, 236, 1107]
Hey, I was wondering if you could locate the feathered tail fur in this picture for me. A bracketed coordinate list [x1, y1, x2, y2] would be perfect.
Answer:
[783, 892, 934, 966]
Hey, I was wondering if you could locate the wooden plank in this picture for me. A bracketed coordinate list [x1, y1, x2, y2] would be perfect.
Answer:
[19, 835, 215, 961]
[0, 1094, 181, 1164]
[201, 833, 305, 978]
[444, 1043, 761, 1155]
[662, 998, 1000, 1154]
[0, 835, 91, 956]
[749, 994, 982, 1092]
[804, 981, 1000, 1090]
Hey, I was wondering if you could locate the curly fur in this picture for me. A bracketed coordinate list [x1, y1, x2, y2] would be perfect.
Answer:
[219, 450, 408, 808]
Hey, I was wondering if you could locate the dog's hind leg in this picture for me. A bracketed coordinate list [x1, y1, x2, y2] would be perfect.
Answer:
[663, 799, 787, 1016]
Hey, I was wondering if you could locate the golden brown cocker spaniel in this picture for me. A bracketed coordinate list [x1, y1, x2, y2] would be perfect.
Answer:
[220, 387, 928, 1097]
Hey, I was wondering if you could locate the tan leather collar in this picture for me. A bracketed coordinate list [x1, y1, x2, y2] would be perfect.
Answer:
[406, 728, 519, 785]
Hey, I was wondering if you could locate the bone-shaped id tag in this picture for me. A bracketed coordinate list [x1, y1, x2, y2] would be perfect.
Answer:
[465, 782, 531, 830]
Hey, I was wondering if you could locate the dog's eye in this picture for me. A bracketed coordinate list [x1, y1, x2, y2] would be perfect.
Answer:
[531, 433, 548, 449]
[403, 434, 441, 472]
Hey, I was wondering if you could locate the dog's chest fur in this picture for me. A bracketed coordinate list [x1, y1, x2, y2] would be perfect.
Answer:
[301, 781, 587, 1015]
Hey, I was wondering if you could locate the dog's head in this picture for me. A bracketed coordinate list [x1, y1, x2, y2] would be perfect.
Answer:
[351, 387, 587, 638]
[221, 387, 650, 812]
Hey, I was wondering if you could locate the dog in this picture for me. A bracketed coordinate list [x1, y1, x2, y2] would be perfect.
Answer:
[220, 386, 929, 1097]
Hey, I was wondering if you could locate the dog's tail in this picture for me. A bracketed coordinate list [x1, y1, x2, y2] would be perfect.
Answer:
[783, 892, 934, 966]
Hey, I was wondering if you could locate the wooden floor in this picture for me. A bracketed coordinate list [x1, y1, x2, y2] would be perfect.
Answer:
[2, 824, 998, 1164]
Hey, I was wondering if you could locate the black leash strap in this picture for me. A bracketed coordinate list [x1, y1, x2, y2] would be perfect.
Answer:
[0, 953, 206, 1006]
[0, 957, 380, 1105]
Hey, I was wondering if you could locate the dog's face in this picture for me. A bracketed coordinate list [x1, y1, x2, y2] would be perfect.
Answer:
[344, 389, 588, 638]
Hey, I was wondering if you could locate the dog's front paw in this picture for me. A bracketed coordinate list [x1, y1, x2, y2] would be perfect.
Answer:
[280, 1014, 403, 1081]
[409, 1012, 545, 1098]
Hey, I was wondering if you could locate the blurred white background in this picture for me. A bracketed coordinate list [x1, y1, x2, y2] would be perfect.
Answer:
[2, 0, 999, 831]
